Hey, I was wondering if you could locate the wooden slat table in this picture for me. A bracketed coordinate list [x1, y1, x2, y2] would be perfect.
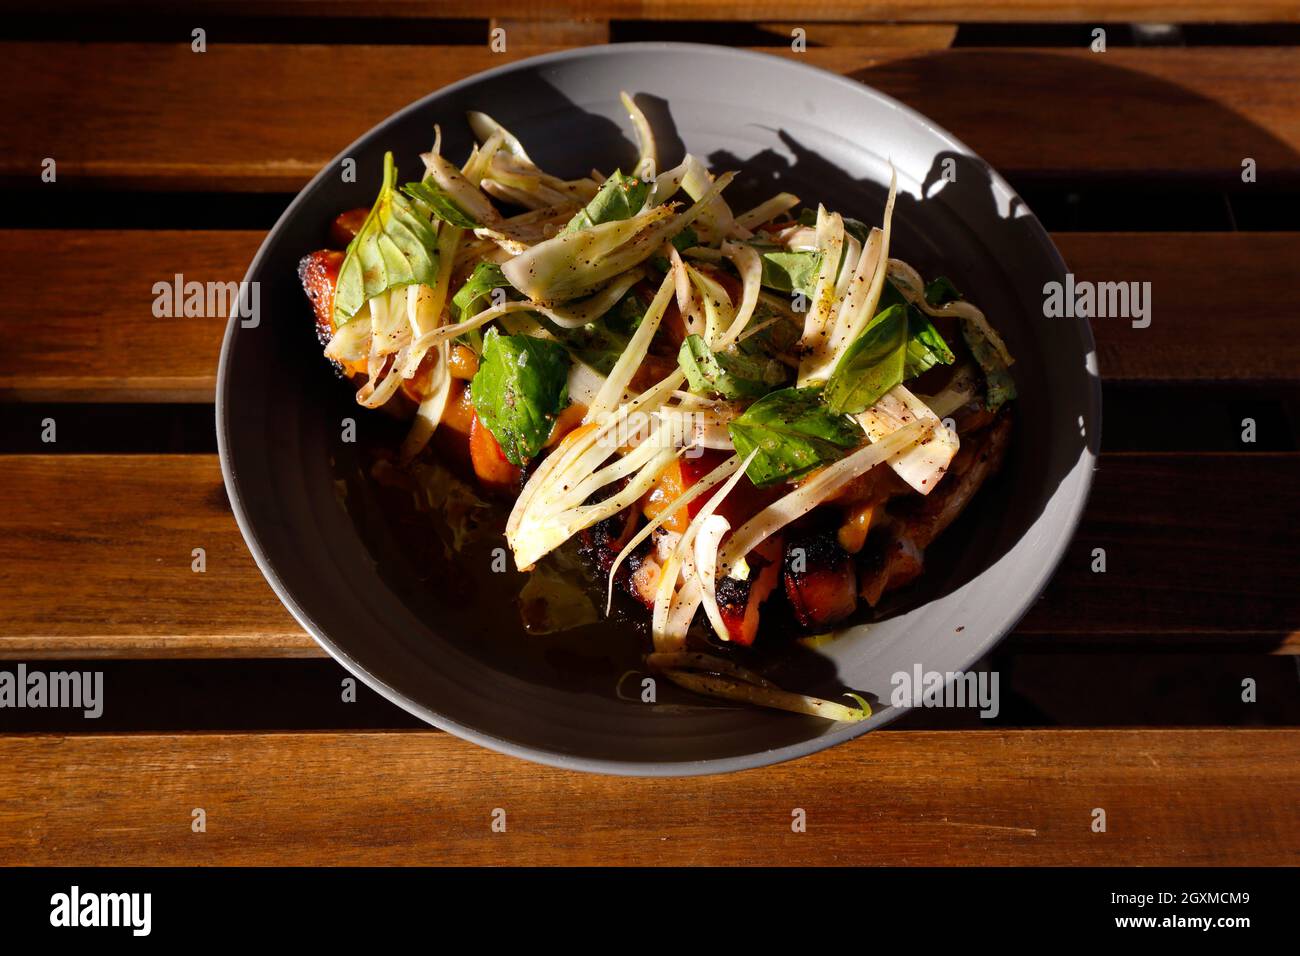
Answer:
[2, 730, 1296, 865]
[0, 7, 1297, 868]
[5, 44, 1300, 187]
[5, 231, 1297, 402]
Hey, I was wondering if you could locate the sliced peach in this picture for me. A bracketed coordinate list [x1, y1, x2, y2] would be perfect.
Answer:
[837, 502, 876, 554]
[448, 344, 478, 380]
[439, 379, 476, 437]
[641, 448, 779, 535]
[469, 412, 522, 493]
[545, 403, 587, 449]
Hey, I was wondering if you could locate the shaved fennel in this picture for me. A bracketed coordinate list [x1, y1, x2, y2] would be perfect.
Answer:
[304, 99, 1022, 727]
[718, 419, 931, 578]
[857, 385, 958, 495]
[502, 172, 736, 304]
[620, 91, 657, 180]
[651, 448, 758, 649]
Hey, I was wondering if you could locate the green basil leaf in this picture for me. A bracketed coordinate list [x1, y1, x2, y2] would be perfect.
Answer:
[333, 152, 440, 325]
[538, 289, 646, 375]
[919, 276, 1012, 408]
[604, 289, 647, 335]
[728, 386, 862, 487]
[824, 303, 909, 414]
[562, 170, 650, 234]
[649, 226, 699, 272]
[452, 262, 507, 323]
[876, 280, 955, 379]
[470, 328, 571, 466]
[924, 275, 963, 306]
[402, 180, 480, 229]
[450, 261, 510, 353]
[670, 225, 698, 253]
[678, 334, 787, 400]
[735, 305, 800, 365]
[758, 250, 822, 297]
[960, 320, 1017, 412]
[554, 327, 626, 376]
[905, 309, 956, 378]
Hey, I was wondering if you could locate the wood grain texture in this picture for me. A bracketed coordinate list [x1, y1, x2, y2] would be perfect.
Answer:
[0, 729, 1295, 865]
[488, 16, 610, 47]
[1056, 233, 1300, 384]
[0, 231, 256, 403]
[1020, 452, 1300, 644]
[0, 456, 307, 658]
[17, 1, 1299, 24]
[2, 44, 1298, 189]
[752, 22, 958, 47]
[2, 231, 1294, 403]
[0, 453, 1295, 659]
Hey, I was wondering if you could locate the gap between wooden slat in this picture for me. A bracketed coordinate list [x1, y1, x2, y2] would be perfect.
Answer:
[1, 231, 1293, 404]
[0, 729, 1296, 865]
[0, 453, 1294, 659]
[1, 44, 1298, 189]
[492, 21, 958, 48]
[3, 653, 1297, 732]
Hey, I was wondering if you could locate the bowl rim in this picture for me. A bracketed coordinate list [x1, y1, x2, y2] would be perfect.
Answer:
[217, 41, 1101, 777]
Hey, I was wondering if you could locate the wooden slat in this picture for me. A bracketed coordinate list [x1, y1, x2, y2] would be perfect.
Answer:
[3, 44, 1298, 189]
[21, 1, 1300, 24]
[1058, 234, 1300, 383]
[0, 231, 1291, 404]
[0, 231, 254, 403]
[0, 456, 307, 659]
[1019, 452, 1300, 644]
[0, 453, 1295, 659]
[0, 729, 1295, 865]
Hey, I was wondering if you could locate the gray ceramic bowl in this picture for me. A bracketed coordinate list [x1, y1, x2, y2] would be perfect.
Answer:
[217, 43, 1100, 775]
